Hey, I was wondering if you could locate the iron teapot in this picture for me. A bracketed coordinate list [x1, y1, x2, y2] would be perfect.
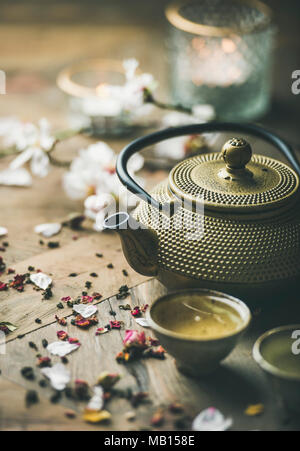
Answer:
[104, 123, 300, 303]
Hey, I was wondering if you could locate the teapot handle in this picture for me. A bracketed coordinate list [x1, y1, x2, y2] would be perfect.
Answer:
[117, 122, 300, 216]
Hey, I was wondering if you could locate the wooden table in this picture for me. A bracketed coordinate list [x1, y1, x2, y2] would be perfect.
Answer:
[0, 0, 300, 431]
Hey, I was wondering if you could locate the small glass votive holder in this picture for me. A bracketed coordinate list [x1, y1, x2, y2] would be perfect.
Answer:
[57, 59, 134, 136]
[166, 0, 275, 121]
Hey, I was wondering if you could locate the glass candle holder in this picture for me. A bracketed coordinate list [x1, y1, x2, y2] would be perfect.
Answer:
[166, 0, 275, 121]
[57, 59, 135, 136]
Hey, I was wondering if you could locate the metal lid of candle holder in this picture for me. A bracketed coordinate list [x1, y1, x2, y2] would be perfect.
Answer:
[57, 59, 127, 98]
[166, 0, 272, 37]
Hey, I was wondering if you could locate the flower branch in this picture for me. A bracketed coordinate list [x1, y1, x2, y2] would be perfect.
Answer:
[144, 89, 193, 115]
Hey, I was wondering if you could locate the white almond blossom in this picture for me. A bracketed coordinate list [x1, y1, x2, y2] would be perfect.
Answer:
[9, 118, 55, 178]
[63, 141, 144, 231]
[0, 167, 32, 187]
[154, 107, 217, 160]
[0, 117, 23, 146]
[121, 58, 157, 113]
[79, 59, 157, 120]
[0, 226, 8, 237]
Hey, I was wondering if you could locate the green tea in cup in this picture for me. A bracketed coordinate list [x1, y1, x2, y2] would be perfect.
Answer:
[152, 293, 246, 339]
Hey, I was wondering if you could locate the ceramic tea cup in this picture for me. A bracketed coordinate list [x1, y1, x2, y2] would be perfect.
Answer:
[253, 325, 300, 413]
[146, 289, 251, 377]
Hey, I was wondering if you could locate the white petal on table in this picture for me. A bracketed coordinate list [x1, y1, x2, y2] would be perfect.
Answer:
[0, 227, 8, 237]
[73, 304, 98, 319]
[34, 223, 62, 238]
[0, 168, 32, 187]
[47, 341, 80, 357]
[192, 407, 233, 432]
[41, 363, 71, 391]
[87, 386, 104, 411]
[135, 318, 150, 328]
[30, 272, 52, 290]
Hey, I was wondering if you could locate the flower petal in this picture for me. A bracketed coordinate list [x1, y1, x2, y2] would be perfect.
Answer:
[73, 304, 98, 319]
[41, 363, 71, 390]
[192, 407, 233, 432]
[135, 318, 150, 328]
[0, 227, 8, 237]
[30, 149, 50, 178]
[0, 168, 32, 187]
[47, 341, 80, 357]
[9, 147, 35, 170]
[30, 272, 52, 290]
[34, 223, 62, 238]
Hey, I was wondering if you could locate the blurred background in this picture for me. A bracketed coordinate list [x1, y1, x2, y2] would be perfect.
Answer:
[0, 0, 299, 142]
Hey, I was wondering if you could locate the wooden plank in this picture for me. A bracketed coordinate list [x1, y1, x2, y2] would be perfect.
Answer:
[0, 230, 146, 340]
[2, 279, 299, 431]
[0, 288, 173, 431]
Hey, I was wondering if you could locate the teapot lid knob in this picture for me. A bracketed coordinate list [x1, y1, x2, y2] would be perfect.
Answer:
[222, 138, 252, 171]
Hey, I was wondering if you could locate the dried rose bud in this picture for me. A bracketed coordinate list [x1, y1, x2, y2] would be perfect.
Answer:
[61, 296, 72, 302]
[0, 282, 8, 291]
[109, 320, 122, 330]
[131, 306, 141, 318]
[151, 408, 165, 427]
[55, 315, 67, 326]
[81, 295, 94, 304]
[57, 330, 69, 341]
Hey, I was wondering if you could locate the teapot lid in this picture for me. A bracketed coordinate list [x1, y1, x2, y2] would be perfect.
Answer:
[168, 138, 299, 214]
